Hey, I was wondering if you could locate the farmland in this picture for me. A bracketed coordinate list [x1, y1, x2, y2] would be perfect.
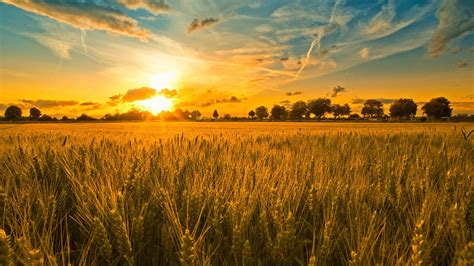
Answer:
[0, 122, 473, 265]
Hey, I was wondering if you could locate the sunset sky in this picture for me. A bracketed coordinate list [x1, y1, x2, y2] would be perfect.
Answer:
[0, 0, 473, 117]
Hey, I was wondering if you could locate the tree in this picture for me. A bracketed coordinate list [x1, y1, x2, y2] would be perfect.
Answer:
[422, 97, 452, 119]
[212, 109, 219, 120]
[61, 116, 69, 121]
[29, 107, 41, 120]
[248, 110, 256, 119]
[289, 101, 308, 120]
[4, 105, 22, 120]
[223, 114, 232, 120]
[271, 105, 287, 120]
[389, 99, 417, 119]
[255, 106, 269, 120]
[308, 98, 332, 120]
[332, 103, 351, 119]
[76, 114, 95, 121]
[39, 114, 53, 121]
[361, 100, 384, 118]
[191, 110, 202, 120]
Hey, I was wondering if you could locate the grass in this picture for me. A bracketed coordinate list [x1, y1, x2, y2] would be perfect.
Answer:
[0, 122, 473, 265]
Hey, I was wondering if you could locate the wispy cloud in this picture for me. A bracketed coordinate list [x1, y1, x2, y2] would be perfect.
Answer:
[429, 0, 474, 57]
[188, 17, 220, 34]
[457, 60, 470, 69]
[2, 0, 150, 40]
[19, 99, 79, 108]
[121, 87, 157, 102]
[285, 91, 302, 96]
[359, 47, 369, 60]
[116, 0, 170, 14]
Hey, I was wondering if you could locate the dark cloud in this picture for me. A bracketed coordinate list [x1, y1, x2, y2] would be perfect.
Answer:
[19, 99, 79, 108]
[329, 85, 346, 98]
[2, 0, 150, 41]
[121, 87, 157, 102]
[286, 91, 302, 96]
[199, 96, 245, 107]
[351, 98, 396, 105]
[116, 0, 170, 14]
[319, 45, 339, 56]
[107, 94, 122, 106]
[159, 88, 178, 98]
[187, 17, 220, 34]
[280, 57, 289, 61]
[457, 60, 470, 69]
[428, 0, 474, 58]
[80, 102, 103, 110]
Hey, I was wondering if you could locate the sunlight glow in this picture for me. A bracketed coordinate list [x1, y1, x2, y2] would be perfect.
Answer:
[149, 71, 178, 90]
[137, 96, 173, 115]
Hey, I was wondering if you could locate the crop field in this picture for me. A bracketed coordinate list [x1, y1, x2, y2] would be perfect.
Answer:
[0, 122, 473, 265]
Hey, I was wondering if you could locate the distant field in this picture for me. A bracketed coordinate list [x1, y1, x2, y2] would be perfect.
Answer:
[0, 122, 473, 265]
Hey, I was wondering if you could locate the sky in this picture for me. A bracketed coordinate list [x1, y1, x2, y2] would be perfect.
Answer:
[0, 0, 473, 117]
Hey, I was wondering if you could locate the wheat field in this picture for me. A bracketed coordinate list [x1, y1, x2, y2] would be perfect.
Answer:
[0, 122, 473, 265]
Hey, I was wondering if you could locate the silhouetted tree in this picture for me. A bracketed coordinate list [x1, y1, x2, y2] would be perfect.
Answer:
[191, 110, 202, 120]
[361, 99, 384, 118]
[289, 101, 307, 120]
[29, 107, 41, 120]
[349, 113, 360, 119]
[248, 110, 256, 119]
[39, 114, 53, 121]
[223, 114, 232, 120]
[389, 99, 417, 119]
[4, 105, 22, 120]
[332, 103, 351, 119]
[77, 114, 96, 121]
[308, 98, 332, 120]
[61, 116, 69, 121]
[212, 109, 219, 119]
[255, 106, 269, 120]
[422, 97, 452, 119]
[271, 105, 287, 120]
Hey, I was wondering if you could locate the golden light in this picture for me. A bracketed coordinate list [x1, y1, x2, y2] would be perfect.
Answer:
[137, 96, 174, 115]
[149, 71, 178, 90]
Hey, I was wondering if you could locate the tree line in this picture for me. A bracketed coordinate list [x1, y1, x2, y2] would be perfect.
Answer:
[1, 96, 469, 122]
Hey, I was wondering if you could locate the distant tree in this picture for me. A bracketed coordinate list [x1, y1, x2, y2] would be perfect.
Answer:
[4, 105, 22, 120]
[271, 105, 287, 120]
[76, 114, 95, 121]
[308, 98, 332, 120]
[255, 106, 269, 120]
[223, 114, 232, 120]
[29, 107, 41, 120]
[212, 109, 219, 119]
[332, 103, 351, 119]
[389, 99, 417, 119]
[289, 101, 308, 120]
[61, 116, 69, 121]
[39, 114, 53, 121]
[422, 97, 452, 119]
[191, 110, 202, 120]
[361, 99, 384, 118]
[248, 110, 256, 119]
[349, 113, 360, 119]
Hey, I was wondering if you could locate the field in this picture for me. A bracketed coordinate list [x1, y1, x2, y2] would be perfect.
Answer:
[0, 122, 473, 265]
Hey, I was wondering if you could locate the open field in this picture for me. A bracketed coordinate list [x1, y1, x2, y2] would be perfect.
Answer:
[0, 122, 473, 265]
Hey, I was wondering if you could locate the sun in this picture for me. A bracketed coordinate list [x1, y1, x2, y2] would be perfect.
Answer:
[137, 96, 173, 115]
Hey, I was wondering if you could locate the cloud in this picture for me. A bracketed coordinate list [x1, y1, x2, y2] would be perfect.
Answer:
[329, 85, 346, 98]
[451, 47, 462, 54]
[351, 98, 396, 105]
[457, 60, 470, 69]
[19, 99, 79, 108]
[359, 47, 369, 60]
[286, 91, 302, 96]
[2, 0, 150, 40]
[80, 102, 104, 110]
[115, 0, 170, 14]
[159, 88, 178, 98]
[363, 0, 396, 36]
[428, 0, 474, 58]
[199, 96, 245, 107]
[121, 87, 157, 102]
[187, 17, 220, 34]
[27, 33, 73, 59]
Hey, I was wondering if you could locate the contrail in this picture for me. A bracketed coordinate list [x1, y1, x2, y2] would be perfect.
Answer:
[80, 29, 88, 55]
[295, 0, 342, 79]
